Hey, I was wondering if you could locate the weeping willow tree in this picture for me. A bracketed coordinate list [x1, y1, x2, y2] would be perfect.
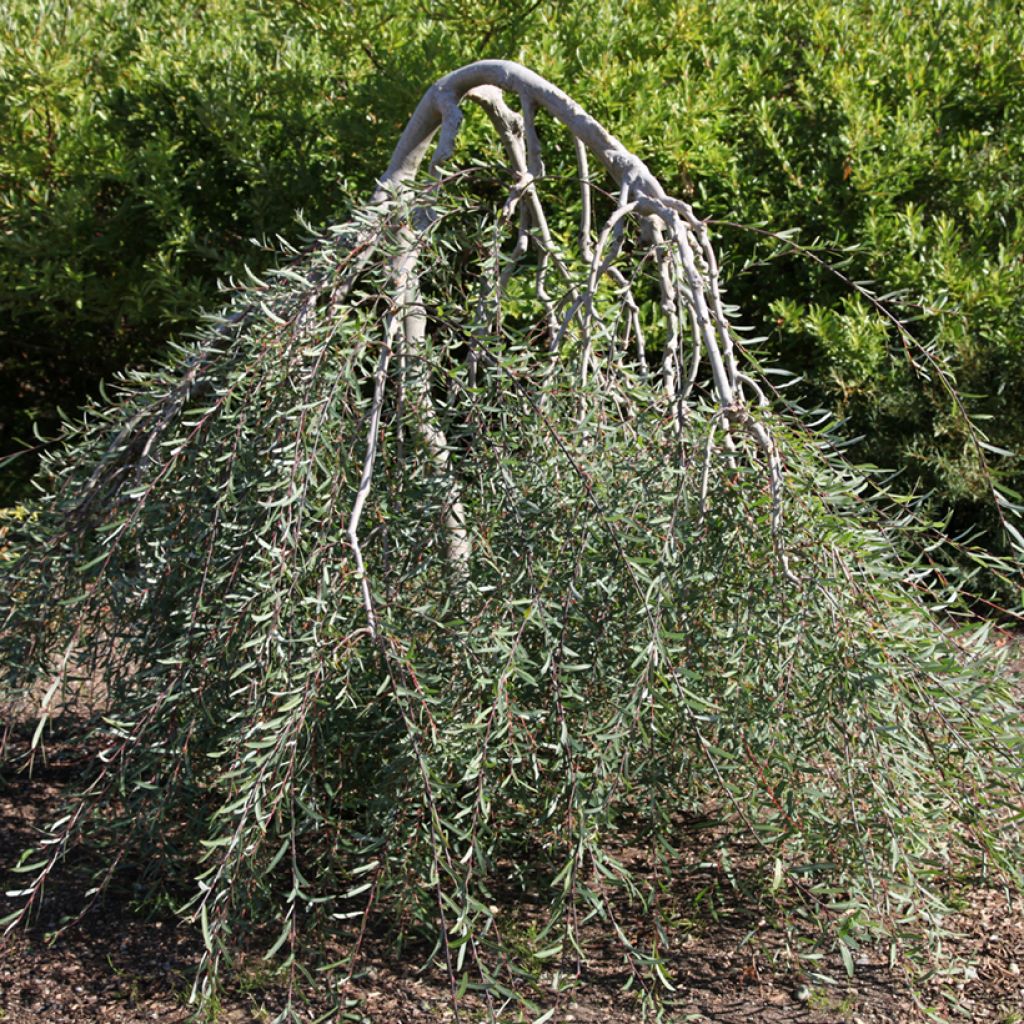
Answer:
[2, 61, 1022, 1020]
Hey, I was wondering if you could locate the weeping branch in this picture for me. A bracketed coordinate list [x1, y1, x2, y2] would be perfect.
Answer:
[349, 60, 789, 594]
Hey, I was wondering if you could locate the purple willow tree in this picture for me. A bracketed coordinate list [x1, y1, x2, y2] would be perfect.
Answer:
[2, 62, 1021, 1023]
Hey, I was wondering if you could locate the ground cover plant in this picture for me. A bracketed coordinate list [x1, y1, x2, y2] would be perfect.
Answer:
[2, 60, 1022, 1023]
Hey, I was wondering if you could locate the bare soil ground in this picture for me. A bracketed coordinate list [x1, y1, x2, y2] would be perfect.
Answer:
[2, 643, 1023, 1023]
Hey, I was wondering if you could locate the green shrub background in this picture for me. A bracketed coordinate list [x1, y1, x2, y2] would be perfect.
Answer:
[2, 0, 1022, 554]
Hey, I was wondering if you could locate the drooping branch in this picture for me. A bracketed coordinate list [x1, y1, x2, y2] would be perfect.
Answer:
[373, 61, 667, 208]
[371, 60, 748, 415]
[347, 60, 783, 594]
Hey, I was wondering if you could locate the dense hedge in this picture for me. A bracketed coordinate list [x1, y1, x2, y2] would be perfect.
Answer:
[2, 0, 1022, 561]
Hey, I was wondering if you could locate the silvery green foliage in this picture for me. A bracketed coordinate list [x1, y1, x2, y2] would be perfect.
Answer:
[2, 63, 1021, 1022]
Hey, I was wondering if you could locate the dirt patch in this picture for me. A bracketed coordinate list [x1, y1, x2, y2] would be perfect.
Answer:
[3, 737, 1023, 1024]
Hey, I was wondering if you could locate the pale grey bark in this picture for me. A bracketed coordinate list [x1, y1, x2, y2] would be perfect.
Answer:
[347, 60, 794, 600]
[370, 61, 742, 410]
